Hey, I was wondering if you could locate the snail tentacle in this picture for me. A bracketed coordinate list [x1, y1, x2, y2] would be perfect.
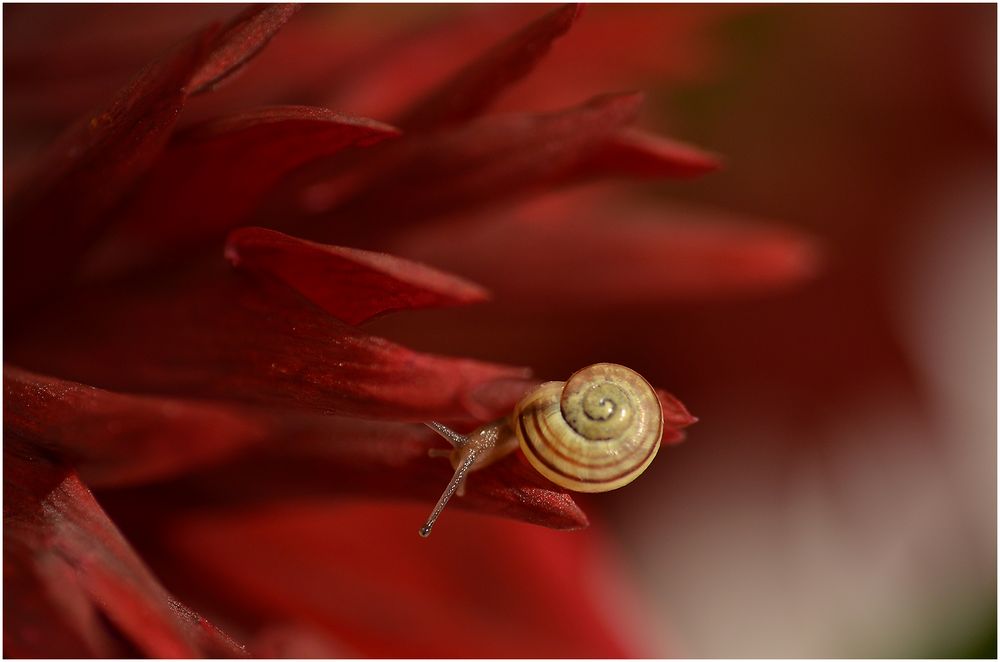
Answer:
[424, 421, 468, 448]
[419, 448, 478, 537]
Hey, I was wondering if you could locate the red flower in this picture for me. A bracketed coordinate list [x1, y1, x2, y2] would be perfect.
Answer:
[4, 4, 816, 657]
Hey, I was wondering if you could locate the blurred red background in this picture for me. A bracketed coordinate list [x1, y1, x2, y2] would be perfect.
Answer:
[4, 3, 995, 658]
[370, 6, 996, 654]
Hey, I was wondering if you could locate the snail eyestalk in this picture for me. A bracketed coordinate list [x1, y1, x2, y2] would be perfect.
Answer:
[424, 421, 468, 448]
[419, 447, 478, 537]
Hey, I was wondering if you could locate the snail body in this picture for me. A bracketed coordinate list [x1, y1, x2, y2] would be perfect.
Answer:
[420, 363, 663, 537]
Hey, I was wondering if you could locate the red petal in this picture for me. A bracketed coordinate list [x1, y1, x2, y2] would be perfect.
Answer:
[398, 4, 582, 130]
[4, 31, 213, 312]
[302, 92, 643, 225]
[390, 188, 821, 306]
[493, 4, 733, 114]
[4, 365, 267, 488]
[6, 6, 297, 310]
[189, 4, 301, 94]
[656, 388, 697, 445]
[3, 443, 245, 657]
[91, 107, 398, 279]
[568, 127, 721, 180]
[3, 4, 377, 158]
[8, 267, 528, 421]
[3, 6, 238, 136]
[656, 387, 698, 430]
[105, 502, 643, 657]
[461, 451, 589, 529]
[224, 227, 488, 325]
[324, 6, 547, 121]
[98, 415, 587, 532]
[179, 5, 421, 127]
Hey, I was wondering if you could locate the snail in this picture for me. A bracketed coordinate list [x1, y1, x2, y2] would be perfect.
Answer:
[420, 363, 663, 537]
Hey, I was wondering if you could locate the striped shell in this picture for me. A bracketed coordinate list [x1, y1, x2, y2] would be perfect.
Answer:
[512, 363, 663, 492]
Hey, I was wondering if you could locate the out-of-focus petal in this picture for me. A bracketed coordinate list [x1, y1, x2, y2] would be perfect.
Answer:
[398, 4, 582, 130]
[390, 188, 820, 307]
[189, 4, 300, 94]
[5, 5, 298, 310]
[181, 5, 432, 126]
[4, 365, 267, 488]
[568, 127, 721, 180]
[325, 6, 544, 121]
[8, 269, 528, 421]
[249, 624, 354, 658]
[657, 388, 698, 445]
[3, 5, 385, 153]
[90, 107, 398, 277]
[102, 501, 644, 657]
[302, 92, 644, 226]
[3, 444, 245, 657]
[225, 227, 489, 325]
[3, 5, 238, 139]
[97, 415, 588, 532]
[494, 4, 735, 113]
[4, 31, 213, 312]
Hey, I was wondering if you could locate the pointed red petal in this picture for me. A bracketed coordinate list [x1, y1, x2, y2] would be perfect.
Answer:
[4, 444, 245, 657]
[392, 189, 820, 306]
[305, 92, 643, 226]
[458, 451, 589, 529]
[6, 6, 298, 310]
[179, 6, 423, 127]
[224, 227, 488, 325]
[93, 107, 398, 277]
[324, 6, 546, 121]
[9, 268, 528, 421]
[4, 31, 213, 312]
[3, 5, 241, 141]
[4, 365, 267, 488]
[656, 388, 697, 445]
[656, 387, 697, 430]
[189, 3, 300, 93]
[493, 5, 732, 114]
[568, 127, 721, 180]
[398, 4, 582, 130]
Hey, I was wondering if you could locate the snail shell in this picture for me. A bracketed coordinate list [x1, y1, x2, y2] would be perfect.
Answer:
[512, 363, 663, 492]
[420, 363, 666, 536]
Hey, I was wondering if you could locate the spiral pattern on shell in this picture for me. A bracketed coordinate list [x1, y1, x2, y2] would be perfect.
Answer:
[512, 363, 663, 492]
